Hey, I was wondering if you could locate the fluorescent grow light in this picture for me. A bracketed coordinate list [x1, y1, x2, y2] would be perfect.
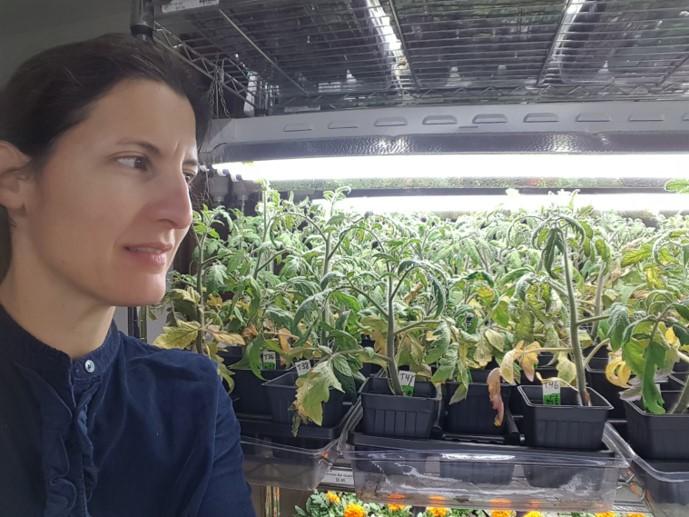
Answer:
[318, 192, 689, 214]
[214, 154, 689, 182]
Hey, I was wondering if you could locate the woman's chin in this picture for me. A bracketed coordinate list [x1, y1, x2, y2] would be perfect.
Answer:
[107, 282, 167, 307]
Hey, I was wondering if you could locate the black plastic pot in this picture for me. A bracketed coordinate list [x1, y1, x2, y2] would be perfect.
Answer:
[233, 368, 286, 415]
[218, 346, 244, 366]
[440, 460, 514, 486]
[624, 397, 689, 461]
[523, 463, 604, 490]
[263, 370, 346, 427]
[586, 357, 625, 419]
[518, 385, 612, 450]
[443, 371, 512, 435]
[360, 377, 440, 439]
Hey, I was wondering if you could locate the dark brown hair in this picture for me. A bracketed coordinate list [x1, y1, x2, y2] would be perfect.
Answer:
[0, 33, 210, 280]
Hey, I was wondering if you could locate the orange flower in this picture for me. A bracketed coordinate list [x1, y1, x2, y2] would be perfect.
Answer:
[388, 503, 408, 512]
[524, 512, 543, 517]
[344, 503, 366, 517]
[325, 491, 340, 505]
[626, 514, 646, 517]
[595, 513, 617, 517]
[490, 511, 514, 517]
[426, 508, 448, 517]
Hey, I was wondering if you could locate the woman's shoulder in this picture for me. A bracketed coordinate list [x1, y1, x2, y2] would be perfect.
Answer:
[116, 330, 219, 386]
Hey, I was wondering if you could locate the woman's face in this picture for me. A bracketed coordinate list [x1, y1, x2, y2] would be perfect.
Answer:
[20, 79, 198, 306]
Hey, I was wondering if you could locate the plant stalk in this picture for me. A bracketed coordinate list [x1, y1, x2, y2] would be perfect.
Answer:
[560, 233, 590, 406]
[387, 274, 402, 395]
[194, 233, 207, 356]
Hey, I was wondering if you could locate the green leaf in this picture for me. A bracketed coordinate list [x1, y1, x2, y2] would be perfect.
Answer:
[641, 340, 667, 415]
[265, 307, 294, 330]
[672, 324, 689, 345]
[665, 179, 689, 193]
[332, 355, 353, 377]
[154, 321, 200, 349]
[499, 267, 531, 286]
[330, 291, 362, 312]
[431, 342, 458, 383]
[621, 243, 652, 267]
[424, 322, 451, 364]
[673, 302, 689, 321]
[464, 271, 495, 287]
[492, 298, 510, 327]
[294, 361, 343, 425]
[608, 303, 631, 352]
[594, 237, 611, 262]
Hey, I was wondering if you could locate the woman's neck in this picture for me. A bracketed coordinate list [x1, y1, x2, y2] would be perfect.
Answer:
[0, 264, 115, 360]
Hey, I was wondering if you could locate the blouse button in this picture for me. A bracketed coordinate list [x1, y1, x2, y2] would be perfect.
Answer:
[84, 360, 96, 374]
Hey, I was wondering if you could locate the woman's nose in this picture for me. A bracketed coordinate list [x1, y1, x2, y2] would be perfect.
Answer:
[151, 169, 193, 230]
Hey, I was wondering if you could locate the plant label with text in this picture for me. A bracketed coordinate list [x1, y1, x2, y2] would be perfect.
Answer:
[543, 379, 561, 405]
[398, 371, 416, 396]
[261, 350, 277, 370]
[295, 360, 311, 377]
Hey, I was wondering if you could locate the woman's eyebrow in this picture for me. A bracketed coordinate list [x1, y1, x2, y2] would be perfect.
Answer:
[115, 139, 198, 168]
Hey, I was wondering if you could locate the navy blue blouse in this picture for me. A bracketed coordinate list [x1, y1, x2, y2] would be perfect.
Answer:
[0, 306, 255, 517]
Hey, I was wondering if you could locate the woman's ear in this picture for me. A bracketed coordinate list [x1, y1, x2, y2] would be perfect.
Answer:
[0, 141, 32, 213]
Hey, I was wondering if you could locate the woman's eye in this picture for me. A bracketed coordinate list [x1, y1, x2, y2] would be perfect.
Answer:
[117, 156, 148, 170]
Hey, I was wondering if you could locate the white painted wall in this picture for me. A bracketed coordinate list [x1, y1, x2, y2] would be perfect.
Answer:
[0, 0, 131, 86]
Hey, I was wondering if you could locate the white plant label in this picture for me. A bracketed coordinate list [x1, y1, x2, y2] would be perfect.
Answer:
[260, 351, 277, 370]
[295, 360, 311, 377]
[161, 0, 219, 14]
[398, 371, 416, 396]
[322, 467, 354, 487]
[543, 379, 561, 406]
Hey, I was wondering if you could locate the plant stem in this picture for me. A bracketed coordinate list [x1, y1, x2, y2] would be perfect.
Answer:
[560, 232, 590, 406]
[395, 319, 442, 336]
[591, 267, 607, 342]
[584, 339, 611, 367]
[387, 273, 402, 395]
[194, 233, 207, 356]
[577, 314, 610, 326]
[670, 379, 689, 414]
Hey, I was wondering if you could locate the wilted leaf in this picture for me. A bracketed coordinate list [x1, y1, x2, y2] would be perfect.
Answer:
[487, 368, 505, 427]
[556, 354, 577, 385]
[484, 328, 505, 351]
[605, 355, 631, 389]
[519, 341, 541, 382]
[499, 347, 518, 385]
[154, 321, 200, 349]
[207, 327, 245, 346]
[294, 361, 343, 425]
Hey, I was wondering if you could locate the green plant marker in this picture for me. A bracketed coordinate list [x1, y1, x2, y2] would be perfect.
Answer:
[295, 360, 311, 377]
[260, 350, 277, 370]
[543, 379, 561, 406]
[398, 371, 416, 396]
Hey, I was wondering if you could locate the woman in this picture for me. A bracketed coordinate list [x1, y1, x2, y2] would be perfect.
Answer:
[0, 34, 255, 516]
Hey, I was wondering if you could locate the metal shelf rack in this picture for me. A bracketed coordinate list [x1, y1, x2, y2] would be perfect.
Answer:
[156, 0, 689, 116]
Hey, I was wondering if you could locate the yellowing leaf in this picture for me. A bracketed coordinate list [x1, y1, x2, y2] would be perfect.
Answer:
[154, 321, 200, 350]
[606, 355, 632, 389]
[207, 293, 223, 309]
[665, 327, 680, 348]
[294, 361, 343, 426]
[487, 367, 505, 427]
[207, 327, 246, 347]
[278, 328, 294, 353]
[484, 328, 505, 351]
[556, 354, 577, 385]
[519, 341, 541, 382]
[500, 346, 518, 385]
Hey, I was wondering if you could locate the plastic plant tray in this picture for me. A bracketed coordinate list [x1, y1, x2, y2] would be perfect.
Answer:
[606, 422, 689, 517]
[240, 435, 338, 490]
[238, 401, 357, 441]
[343, 423, 628, 512]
